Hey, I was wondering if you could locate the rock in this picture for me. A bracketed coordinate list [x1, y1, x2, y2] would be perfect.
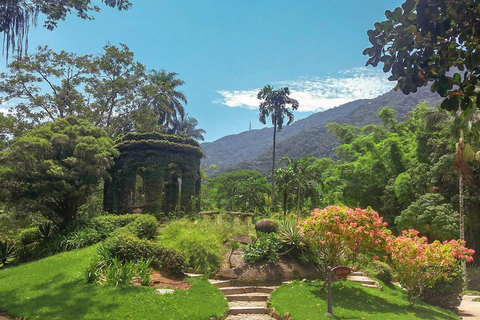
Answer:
[155, 289, 174, 295]
[255, 219, 278, 233]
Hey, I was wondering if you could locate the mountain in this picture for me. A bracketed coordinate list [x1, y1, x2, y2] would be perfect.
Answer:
[201, 87, 444, 175]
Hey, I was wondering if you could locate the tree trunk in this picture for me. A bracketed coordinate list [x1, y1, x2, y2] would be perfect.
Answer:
[271, 115, 276, 212]
[297, 182, 301, 221]
[459, 174, 467, 289]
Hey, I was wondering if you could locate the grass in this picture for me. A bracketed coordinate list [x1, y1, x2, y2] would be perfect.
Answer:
[463, 290, 480, 295]
[0, 245, 228, 320]
[270, 280, 460, 320]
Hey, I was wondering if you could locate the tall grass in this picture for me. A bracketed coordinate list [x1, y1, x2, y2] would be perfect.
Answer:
[158, 217, 251, 275]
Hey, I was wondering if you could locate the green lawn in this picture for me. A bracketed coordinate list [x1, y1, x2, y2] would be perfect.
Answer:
[270, 280, 460, 320]
[0, 245, 228, 320]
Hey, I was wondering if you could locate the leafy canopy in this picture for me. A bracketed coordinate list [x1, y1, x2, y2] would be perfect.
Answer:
[0, 116, 118, 228]
[364, 0, 480, 111]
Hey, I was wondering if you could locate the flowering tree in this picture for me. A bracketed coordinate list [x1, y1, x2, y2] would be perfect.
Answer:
[298, 206, 391, 271]
[387, 229, 474, 307]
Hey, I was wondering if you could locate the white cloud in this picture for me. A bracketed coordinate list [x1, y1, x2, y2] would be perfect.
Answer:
[214, 67, 394, 113]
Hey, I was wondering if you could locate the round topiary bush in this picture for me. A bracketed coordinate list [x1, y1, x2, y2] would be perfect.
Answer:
[255, 219, 278, 233]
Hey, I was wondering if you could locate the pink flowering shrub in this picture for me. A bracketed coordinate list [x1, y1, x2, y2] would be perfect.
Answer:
[297, 206, 391, 271]
[387, 229, 474, 307]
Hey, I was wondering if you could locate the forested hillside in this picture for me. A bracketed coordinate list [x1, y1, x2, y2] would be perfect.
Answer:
[203, 87, 443, 175]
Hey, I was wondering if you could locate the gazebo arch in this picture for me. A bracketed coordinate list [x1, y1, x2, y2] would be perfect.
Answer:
[103, 132, 204, 216]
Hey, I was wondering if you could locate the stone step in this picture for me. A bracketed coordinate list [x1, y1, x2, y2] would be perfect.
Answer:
[209, 279, 232, 288]
[350, 271, 365, 276]
[347, 276, 377, 286]
[362, 284, 380, 289]
[184, 272, 204, 278]
[226, 294, 269, 302]
[228, 306, 268, 315]
[228, 300, 266, 308]
[221, 286, 256, 295]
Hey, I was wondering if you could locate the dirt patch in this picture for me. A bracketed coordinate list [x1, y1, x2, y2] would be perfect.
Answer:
[132, 271, 191, 290]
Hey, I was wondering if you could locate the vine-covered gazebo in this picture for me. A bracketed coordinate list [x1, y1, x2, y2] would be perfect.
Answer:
[103, 132, 204, 216]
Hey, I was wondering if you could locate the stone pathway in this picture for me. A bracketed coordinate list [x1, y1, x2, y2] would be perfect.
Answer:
[208, 279, 279, 319]
[457, 295, 480, 319]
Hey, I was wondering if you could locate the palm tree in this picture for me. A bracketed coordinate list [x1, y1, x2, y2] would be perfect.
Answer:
[258, 85, 299, 210]
[280, 155, 315, 219]
[426, 105, 480, 289]
[168, 114, 206, 141]
[143, 70, 187, 128]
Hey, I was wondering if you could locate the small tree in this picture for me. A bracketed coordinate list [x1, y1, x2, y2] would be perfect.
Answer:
[387, 229, 474, 307]
[298, 206, 391, 272]
[0, 116, 118, 228]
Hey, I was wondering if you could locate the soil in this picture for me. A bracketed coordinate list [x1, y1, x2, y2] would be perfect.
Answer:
[131, 271, 191, 290]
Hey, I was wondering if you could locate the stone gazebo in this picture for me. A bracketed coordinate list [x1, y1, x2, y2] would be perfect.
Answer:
[103, 132, 204, 216]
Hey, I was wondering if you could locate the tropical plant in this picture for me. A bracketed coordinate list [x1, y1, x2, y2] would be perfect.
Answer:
[0, 240, 15, 267]
[228, 240, 240, 268]
[279, 155, 316, 218]
[167, 114, 206, 141]
[258, 85, 299, 209]
[243, 232, 280, 264]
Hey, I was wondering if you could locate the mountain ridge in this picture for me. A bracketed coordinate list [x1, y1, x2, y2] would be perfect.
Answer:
[202, 87, 443, 175]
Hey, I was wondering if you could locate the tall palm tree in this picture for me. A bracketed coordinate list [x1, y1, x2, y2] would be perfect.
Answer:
[426, 105, 480, 289]
[143, 70, 187, 128]
[258, 85, 299, 210]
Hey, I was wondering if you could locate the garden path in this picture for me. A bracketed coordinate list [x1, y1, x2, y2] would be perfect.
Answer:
[457, 295, 480, 319]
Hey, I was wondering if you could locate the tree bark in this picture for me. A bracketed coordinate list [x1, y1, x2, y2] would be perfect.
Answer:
[459, 174, 467, 289]
[271, 115, 276, 212]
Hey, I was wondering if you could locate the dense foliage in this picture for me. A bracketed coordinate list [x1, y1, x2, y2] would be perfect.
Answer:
[0, 44, 204, 139]
[0, 117, 118, 228]
[202, 170, 269, 213]
[364, 0, 480, 112]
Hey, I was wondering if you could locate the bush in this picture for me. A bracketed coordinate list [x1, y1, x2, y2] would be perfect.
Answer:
[19, 227, 40, 246]
[243, 232, 280, 263]
[420, 266, 464, 310]
[123, 214, 158, 239]
[106, 230, 184, 274]
[373, 260, 394, 284]
[89, 214, 140, 235]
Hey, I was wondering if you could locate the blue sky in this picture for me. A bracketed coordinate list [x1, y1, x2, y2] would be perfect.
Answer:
[0, 0, 405, 142]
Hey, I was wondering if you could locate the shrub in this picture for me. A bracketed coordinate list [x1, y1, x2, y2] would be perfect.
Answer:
[105, 257, 137, 286]
[298, 206, 391, 271]
[373, 260, 394, 284]
[387, 229, 474, 307]
[420, 265, 463, 310]
[89, 214, 140, 235]
[106, 230, 184, 274]
[123, 214, 158, 239]
[243, 232, 280, 263]
[19, 227, 40, 246]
